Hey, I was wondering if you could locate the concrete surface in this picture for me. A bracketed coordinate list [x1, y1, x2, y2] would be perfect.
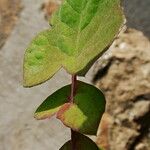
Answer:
[0, 0, 75, 149]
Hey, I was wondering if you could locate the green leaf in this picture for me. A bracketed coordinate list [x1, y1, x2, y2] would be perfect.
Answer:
[60, 131, 101, 150]
[24, 0, 124, 87]
[57, 81, 105, 135]
[34, 84, 70, 120]
[35, 81, 105, 135]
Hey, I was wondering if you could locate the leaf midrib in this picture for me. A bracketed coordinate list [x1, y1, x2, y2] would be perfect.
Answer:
[74, 0, 101, 55]
[75, 0, 85, 53]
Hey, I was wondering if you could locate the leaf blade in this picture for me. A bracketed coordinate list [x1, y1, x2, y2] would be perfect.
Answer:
[60, 131, 101, 150]
[24, 0, 125, 87]
[23, 30, 65, 87]
[57, 81, 106, 135]
[34, 84, 70, 120]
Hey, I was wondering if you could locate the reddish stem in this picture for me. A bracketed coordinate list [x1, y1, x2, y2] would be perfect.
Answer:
[70, 75, 77, 102]
[70, 75, 77, 150]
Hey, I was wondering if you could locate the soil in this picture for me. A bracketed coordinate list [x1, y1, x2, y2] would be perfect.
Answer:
[0, 0, 22, 48]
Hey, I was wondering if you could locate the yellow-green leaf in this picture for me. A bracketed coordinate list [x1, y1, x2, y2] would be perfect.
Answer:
[24, 0, 124, 87]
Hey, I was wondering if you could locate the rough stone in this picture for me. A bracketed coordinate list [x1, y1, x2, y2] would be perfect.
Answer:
[95, 29, 150, 150]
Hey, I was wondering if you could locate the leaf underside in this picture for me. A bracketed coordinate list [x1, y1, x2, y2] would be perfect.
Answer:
[35, 81, 105, 135]
[60, 131, 101, 150]
[23, 0, 124, 87]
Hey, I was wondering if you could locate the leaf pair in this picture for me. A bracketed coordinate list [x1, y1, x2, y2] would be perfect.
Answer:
[35, 81, 105, 135]
[23, 0, 124, 87]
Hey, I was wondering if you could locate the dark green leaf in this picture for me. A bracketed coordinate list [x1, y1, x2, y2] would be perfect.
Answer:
[34, 84, 70, 120]
[57, 81, 106, 135]
[60, 131, 101, 150]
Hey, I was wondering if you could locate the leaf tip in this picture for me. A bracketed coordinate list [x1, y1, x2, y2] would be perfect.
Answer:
[34, 112, 55, 120]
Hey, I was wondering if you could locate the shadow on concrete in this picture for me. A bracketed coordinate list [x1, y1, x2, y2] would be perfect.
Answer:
[122, 0, 150, 38]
